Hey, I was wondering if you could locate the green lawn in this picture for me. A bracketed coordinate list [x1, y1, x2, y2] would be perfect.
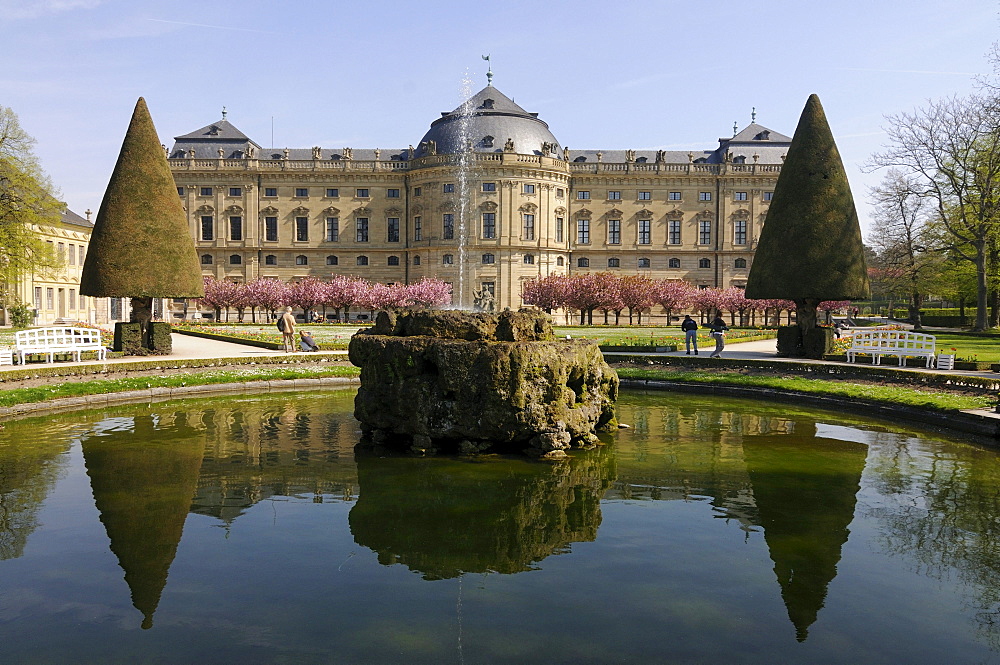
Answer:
[554, 325, 775, 346]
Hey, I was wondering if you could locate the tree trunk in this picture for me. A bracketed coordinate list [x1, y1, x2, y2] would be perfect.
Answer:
[975, 247, 989, 331]
[130, 296, 153, 343]
[795, 297, 820, 334]
[909, 291, 923, 331]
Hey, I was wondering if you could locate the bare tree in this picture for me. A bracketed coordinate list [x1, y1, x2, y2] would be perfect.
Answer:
[869, 95, 1000, 331]
[867, 170, 940, 329]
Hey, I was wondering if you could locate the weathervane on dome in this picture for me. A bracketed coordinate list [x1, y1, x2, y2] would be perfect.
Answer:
[482, 54, 493, 86]
[752, 106, 756, 123]
[221, 106, 227, 120]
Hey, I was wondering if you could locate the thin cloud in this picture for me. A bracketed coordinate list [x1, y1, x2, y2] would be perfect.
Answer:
[0, 0, 103, 19]
[146, 18, 275, 34]
[833, 67, 977, 76]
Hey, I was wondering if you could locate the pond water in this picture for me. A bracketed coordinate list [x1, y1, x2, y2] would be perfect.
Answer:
[1, 389, 999, 664]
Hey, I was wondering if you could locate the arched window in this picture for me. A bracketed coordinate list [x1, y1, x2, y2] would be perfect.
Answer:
[638, 258, 651, 268]
[295, 255, 308, 266]
[229, 254, 242, 265]
[200, 254, 213, 265]
[699, 258, 711, 268]
[326, 255, 338, 266]
[556, 256, 565, 266]
[523, 254, 534, 265]
[607, 258, 620, 268]
[357, 255, 369, 266]
[577, 257, 590, 268]
[735, 258, 747, 268]
[413, 255, 421, 266]
[442, 254, 454, 265]
[668, 258, 681, 268]
[482, 253, 495, 265]
[388, 256, 400, 266]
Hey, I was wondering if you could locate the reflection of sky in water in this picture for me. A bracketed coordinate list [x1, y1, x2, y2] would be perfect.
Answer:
[0, 389, 996, 664]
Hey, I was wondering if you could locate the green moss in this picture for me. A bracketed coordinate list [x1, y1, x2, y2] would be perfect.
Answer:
[745, 94, 870, 302]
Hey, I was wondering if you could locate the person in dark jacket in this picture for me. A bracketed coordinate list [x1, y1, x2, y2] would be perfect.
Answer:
[681, 315, 699, 354]
[708, 315, 729, 358]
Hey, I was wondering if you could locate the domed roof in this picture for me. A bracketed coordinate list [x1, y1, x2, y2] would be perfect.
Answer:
[414, 85, 562, 159]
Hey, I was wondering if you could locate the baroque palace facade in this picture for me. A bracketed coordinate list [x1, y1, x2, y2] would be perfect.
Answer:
[168, 82, 790, 312]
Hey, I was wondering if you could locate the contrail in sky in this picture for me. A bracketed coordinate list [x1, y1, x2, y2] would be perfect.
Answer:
[146, 18, 273, 34]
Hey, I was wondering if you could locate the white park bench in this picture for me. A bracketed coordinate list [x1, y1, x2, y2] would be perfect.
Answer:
[14, 327, 107, 364]
[846, 329, 937, 368]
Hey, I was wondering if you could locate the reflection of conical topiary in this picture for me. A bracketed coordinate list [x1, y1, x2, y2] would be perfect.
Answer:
[745, 95, 869, 346]
[80, 97, 203, 302]
[82, 416, 204, 629]
[743, 433, 866, 642]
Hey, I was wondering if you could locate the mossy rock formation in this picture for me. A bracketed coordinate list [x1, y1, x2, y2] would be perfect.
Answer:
[349, 310, 618, 458]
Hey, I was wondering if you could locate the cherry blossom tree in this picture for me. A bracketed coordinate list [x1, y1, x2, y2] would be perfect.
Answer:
[288, 276, 327, 321]
[247, 278, 290, 322]
[619, 275, 658, 325]
[592, 273, 624, 324]
[404, 278, 452, 309]
[197, 276, 238, 322]
[655, 280, 695, 324]
[563, 273, 608, 324]
[521, 275, 570, 314]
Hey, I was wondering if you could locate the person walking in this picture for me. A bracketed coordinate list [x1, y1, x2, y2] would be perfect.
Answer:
[708, 314, 729, 358]
[279, 306, 296, 352]
[681, 315, 699, 355]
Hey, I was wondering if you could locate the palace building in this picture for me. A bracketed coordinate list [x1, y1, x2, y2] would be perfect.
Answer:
[168, 81, 790, 312]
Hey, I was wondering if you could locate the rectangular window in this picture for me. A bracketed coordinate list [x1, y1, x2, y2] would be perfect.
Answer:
[356, 218, 369, 243]
[34, 287, 41, 310]
[229, 187, 242, 197]
[443, 214, 454, 239]
[79, 245, 85, 264]
[669, 220, 681, 245]
[556, 188, 564, 197]
[607, 219, 621, 245]
[177, 187, 184, 196]
[483, 213, 496, 239]
[229, 216, 243, 241]
[296, 216, 309, 241]
[734, 191, 748, 201]
[734, 219, 747, 245]
[414, 186, 422, 197]
[387, 188, 400, 198]
[68, 244, 75, 265]
[699, 191, 712, 201]
[46, 288, 53, 310]
[69, 289, 76, 310]
[387, 218, 400, 242]
[608, 190, 621, 201]
[523, 214, 535, 240]
[668, 191, 682, 201]
[443, 183, 455, 193]
[326, 217, 339, 242]
[482, 182, 496, 192]
[638, 219, 651, 245]
[763, 191, 774, 201]
[699, 220, 712, 244]
[296, 188, 309, 197]
[555, 217, 564, 243]
[80, 293, 86, 310]
[638, 191, 651, 200]
[265, 217, 278, 242]
[201, 215, 214, 241]
[356, 188, 369, 198]
[57, 242, 65, 260]
[200, 187, 212, 196]
[265, 187, 277, 197]
[577, 219, 590, 244]
[523, 184, 535, 194]
[326, 188, 339, 197]
[577, 191, 590, 200]
[414, 216, 422, 241]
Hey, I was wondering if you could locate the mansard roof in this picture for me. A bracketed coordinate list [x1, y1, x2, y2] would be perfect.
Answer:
[61, 207, 92, 228]
[174, 119, 254, 142]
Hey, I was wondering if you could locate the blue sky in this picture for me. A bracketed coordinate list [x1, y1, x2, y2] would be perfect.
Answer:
[3, 0, 998, 236]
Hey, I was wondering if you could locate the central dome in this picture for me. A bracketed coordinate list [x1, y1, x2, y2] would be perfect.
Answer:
[414, 85, 562, 159]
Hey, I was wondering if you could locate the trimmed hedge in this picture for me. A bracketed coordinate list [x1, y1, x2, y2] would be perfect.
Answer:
[147, 322, 172, 353]
[113, 322, 143, 353]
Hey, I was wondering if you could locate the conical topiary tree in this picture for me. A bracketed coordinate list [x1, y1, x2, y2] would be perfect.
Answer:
[745, 94, 869, 358]
[80, 97, 203, 346]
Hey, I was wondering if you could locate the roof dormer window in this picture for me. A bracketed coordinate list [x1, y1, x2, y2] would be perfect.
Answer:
[574, 156, 587, 162]
[483, 135, 494, 148]
[482, 98, 495, 109]
[756, 130, 770, 140]
[209, 125, 220, 136]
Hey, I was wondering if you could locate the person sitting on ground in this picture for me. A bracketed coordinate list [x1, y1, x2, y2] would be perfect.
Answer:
[299, 330, 320, 352]
[681, 314, 699, 355]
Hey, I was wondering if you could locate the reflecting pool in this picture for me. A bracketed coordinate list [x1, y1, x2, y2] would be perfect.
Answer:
[1, 389, 999, 664]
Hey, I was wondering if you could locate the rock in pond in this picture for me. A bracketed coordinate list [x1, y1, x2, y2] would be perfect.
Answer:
[348, 310, 618, 458]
